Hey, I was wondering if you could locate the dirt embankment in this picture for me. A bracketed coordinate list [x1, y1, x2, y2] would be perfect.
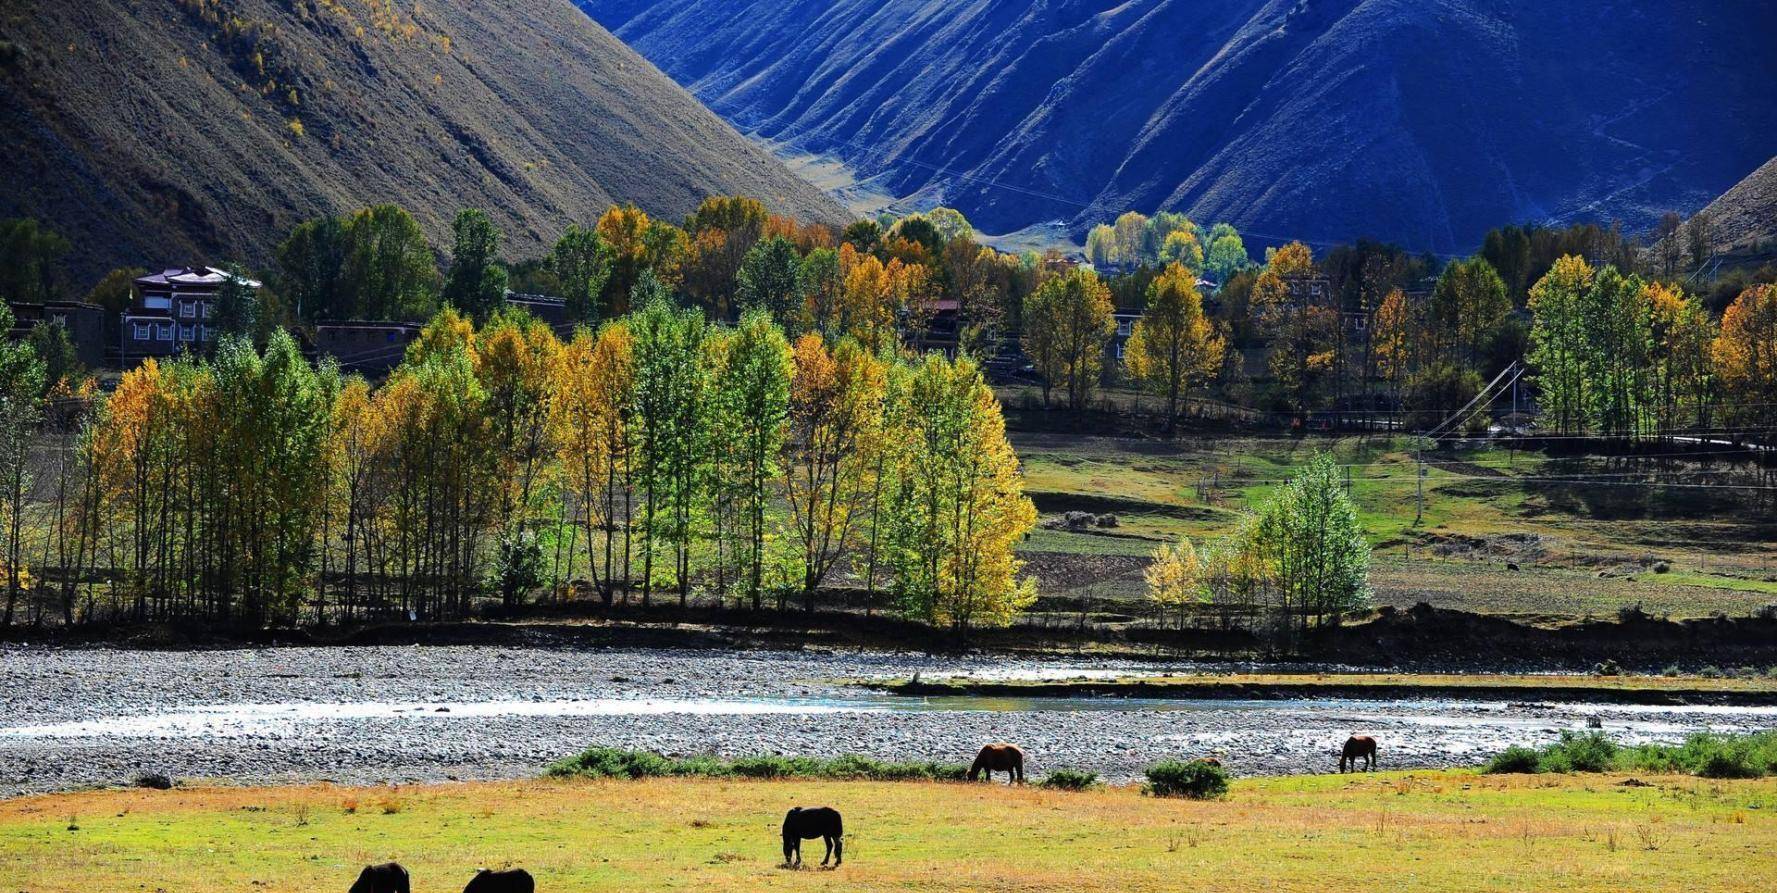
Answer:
[5, 601, 1777, 672]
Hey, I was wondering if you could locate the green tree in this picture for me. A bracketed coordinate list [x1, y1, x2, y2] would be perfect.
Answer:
[0, 218, 70, 302]
[443, 209, 509, 320]
[25, 321, 81, 397]
[339, 205, 441, 321]
[85, 267, 147, 315]
[710, 309, 792, 607]
[275, 216, 347, 321]
[211, 265, 261, 341]
[736, 236, 803, 321]
[1246, 452, 1370, 644]
[551, 224, 611, 323]
[1427, 257, 1510, 369]
[1204, 224, 1248, 282]
[0, 303, 46, 625]
[1527, 256, 1594, 433]
[1021, 269, 1114, 410]
[627, 298, 708, 605]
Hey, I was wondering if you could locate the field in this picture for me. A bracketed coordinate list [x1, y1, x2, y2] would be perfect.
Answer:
[4, 774, 1776, 892]
[1011, 429, 1777, 619]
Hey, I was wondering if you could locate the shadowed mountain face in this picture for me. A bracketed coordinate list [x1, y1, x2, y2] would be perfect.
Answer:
[0, 0, 843, 283]
[582, 0, 1777, 253]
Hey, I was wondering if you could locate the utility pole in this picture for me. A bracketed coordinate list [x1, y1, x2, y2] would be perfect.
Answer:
[1414, 457, 1426, 527]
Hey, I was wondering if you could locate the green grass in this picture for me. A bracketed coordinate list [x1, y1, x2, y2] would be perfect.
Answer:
[5, 772, 1775, 892]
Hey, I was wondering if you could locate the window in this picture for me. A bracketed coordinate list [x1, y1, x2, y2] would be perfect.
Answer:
[179, 324, 195, 341]
[133, 322, 152, 341]
[180, 302, 196, 319]
[200, 302, 211, 319]
[156, 323, 173, 342]
[144, 294, 171, 311]
[201, 326, 214, 341]
[1116, 343, 1127, 360]
[1117, 319, 1132, 336]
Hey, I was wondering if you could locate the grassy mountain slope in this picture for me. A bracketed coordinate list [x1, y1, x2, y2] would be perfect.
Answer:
[583, 0, 1777, 253]
[1696, 156, 1777, 255]
[0, 0, 843, 283]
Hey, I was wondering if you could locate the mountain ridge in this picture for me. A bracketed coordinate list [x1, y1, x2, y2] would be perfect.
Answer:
[0, 0, 844, 284]
[582, 0, 1777, 253]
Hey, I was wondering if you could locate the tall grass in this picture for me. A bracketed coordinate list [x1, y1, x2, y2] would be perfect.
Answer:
[546, 747, 969, 782]
[1484, 731, 1777, 778]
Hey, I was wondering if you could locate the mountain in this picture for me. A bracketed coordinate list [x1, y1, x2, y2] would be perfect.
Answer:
[581, 0, 1777, 254]
[1695, 156, 1777, 257]
[0, 0, 844, 284]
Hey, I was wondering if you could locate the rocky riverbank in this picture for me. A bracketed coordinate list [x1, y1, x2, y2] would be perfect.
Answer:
[3, 644, 1773, 796]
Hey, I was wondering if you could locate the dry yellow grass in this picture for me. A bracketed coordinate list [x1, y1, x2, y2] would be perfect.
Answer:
[3, 772, 1775, 892]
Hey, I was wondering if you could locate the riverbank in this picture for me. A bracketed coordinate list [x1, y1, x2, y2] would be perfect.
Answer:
[868, 672, 1777, 706]
[8, 601, 1777, 670]
[4, 772, 1775, 892]
[5, 645, 1776, 797]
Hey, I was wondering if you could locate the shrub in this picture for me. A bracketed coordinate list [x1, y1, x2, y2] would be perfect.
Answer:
[1700, 665, 1724, 678]
[1592, 658, 1621, 676]
[546, 746, 676, 779]
[1484, 746, 1542, 774]
[1037, 768, 1101, 791]
[547, 748, 969, 783]
[1144, 759, 1229, 799]
[1651, 561, 1671, 574]
[1661, 664, 1681, 677]
[1539, 732, 1619, 773]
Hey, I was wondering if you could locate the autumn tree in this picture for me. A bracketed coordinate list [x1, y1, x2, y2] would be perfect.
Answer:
[1371, 287, 1414, 405]
[883, 354, 1037, 637]
[598, 205, 688, 316]
[1022, 268, 1114, 409]
[782, 334, 885, 609]
[1146, 536, 1205, 629]
[1714, 284, 1777, 430]
[1125, 265, 1225, 432]
[552, 321, 635, 604]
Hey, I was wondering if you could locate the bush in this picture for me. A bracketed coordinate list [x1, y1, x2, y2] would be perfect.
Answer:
[1483, 746, 1542, 774]
[1700, 665, 1724, 678]
[546, 746, 678, 779]
[547, 748, 968, 783]
[1144, 759, 1229, 799]
[1539, 731, 1619, 773]
[1592, 658, 1621, 676]
[1037, 768, 1101, 791]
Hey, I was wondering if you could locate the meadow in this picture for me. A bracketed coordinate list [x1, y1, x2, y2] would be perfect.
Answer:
[1011, 429, 1777, 619]
[3, 772, 1775, 892]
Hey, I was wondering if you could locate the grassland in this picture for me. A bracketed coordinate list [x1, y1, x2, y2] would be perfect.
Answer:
[4, 773, 1775, 892]
[1011, 430, 1777, 619]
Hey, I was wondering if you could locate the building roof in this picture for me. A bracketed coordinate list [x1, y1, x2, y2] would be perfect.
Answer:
[134, 266, 262, 289]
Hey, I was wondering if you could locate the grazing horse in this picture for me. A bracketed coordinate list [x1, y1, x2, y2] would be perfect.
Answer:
[783, 806, 844, 867]
[1340, 735, 1378, 773]
[462, 868, 534, 893]
[968, 743, 1026, 784]
[348, 863, 410, 893]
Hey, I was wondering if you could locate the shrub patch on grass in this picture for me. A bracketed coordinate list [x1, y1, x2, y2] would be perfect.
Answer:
[547, 747, 969, 782]
[1143, 759, 1228, 799]
[1483, 731, 1777, 778]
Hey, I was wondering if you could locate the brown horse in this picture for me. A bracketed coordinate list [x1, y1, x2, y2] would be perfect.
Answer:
[1340, 735, 1378, 772]
[1195, 757, 1222, 768]
[969, 743, 1025, 784]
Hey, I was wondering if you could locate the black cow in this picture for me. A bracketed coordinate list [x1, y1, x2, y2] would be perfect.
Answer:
[462, 868, 535, 893]
[348, 862, 410, 893]
[782, 806, 844, 867]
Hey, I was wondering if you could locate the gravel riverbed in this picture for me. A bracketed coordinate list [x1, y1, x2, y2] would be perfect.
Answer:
[3, 644, 1773, 796]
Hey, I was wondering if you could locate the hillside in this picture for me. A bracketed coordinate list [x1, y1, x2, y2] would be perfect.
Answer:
[1696, 155, 1777, 256]
[0, 0, 844, 283]
[582, 0, 1777, 253]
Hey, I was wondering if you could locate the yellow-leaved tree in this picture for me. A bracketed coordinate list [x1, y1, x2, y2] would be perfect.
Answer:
[1125, 264, 1224, 432]
[884, 354, 1037, 638]
[1145, 536, 1204, 629]
[1714, 284, 1777, 430]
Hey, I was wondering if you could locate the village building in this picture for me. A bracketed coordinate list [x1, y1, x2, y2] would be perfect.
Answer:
[122, 267, 260, 359]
